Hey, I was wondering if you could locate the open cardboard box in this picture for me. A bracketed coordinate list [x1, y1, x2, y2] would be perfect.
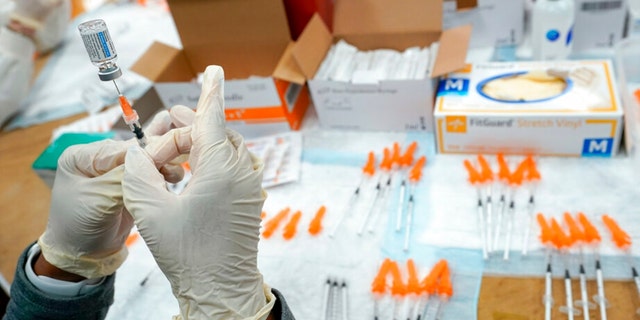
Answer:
[129, 0, 310, 138]
[290, 0, 472, 131]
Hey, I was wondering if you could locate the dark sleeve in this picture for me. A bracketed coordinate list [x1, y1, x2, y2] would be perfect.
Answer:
[271, 288, 295, 320]
[3, 244, 115, 320]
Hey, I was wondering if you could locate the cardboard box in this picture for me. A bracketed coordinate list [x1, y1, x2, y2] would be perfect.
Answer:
[434, 60, 624, 157]
[291, 0, 471, 132]
[573, 0, 628, 52]
[130, 0, 310, 138]
[283, 0, 334, 40]
[443, 0, 525, 48]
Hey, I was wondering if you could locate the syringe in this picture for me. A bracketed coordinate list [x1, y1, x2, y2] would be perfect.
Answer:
[396, 142, 418, 232]
[632, 267, 640, 316]
[359, 148, 391, 235]
[404, 156, 426, 252]
[493, 154, 511, 253]
[330, 152, 376, 238]
[371, 258, 392, 320]
[78, 19, 147, 148]
[463, 160, 488, 260]
[552, 218, 579, 320]
[503, 160, 526, 260]
[537, 214, 554, 320]
[477, 155, 494, 254]
[564, 212, 594, 320]
[522, 156, 541, 256]
[114, 81, 147, 147]
[577, 213, 607, 320]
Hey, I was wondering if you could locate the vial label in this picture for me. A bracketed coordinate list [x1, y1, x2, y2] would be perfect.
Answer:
[81, 31, 117, 63]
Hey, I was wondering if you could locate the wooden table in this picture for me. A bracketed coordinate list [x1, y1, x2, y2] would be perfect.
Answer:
[0, 114, 84, 285]
[1, 115, 638, 319]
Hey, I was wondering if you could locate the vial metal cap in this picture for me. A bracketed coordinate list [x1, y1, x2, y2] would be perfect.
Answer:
[98, 66, 122, 81]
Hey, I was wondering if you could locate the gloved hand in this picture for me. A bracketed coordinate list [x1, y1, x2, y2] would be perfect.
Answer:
[0, 0, 14, 28]
[0, 25, 35, 127]
[6, 0, 70, 53]
[10, 0, 64, 30]
[38, 106, 195, 279]
[33, 0, 70, 53]
[0, 0, 71, 126]
[122, 66, 275, 320]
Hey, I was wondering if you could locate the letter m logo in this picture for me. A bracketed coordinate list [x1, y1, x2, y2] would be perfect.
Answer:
[582, 138, 614, 157]
[437, 78, 469, 96]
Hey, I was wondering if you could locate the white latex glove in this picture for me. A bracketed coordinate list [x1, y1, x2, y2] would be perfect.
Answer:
[0, 0, 70, 126]
[38, 106, 196, 279]
[0, 26, 34, 127]
[122, 66, 275, 320]
[0, 0, 14, 27]
[33, 0, 70, 53]
[10, 0, 64, 30]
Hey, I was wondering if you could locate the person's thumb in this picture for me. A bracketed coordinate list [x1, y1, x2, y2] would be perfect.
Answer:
[122, 146, 174, 222]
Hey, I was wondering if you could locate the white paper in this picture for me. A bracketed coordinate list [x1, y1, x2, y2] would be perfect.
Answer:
[50, 105, 122, 141]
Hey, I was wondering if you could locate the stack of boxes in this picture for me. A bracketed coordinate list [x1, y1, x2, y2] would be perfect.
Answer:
[127, 0, 626, 157]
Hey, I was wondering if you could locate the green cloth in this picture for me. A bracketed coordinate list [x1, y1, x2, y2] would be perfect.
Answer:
[32, 133, 114, 170]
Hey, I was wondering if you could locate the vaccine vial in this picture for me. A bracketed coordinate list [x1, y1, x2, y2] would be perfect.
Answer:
[78, 19, 122, 81]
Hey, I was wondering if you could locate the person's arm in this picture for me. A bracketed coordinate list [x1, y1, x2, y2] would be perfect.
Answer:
[3, 107, 197, 319]
[5, 244, 294, 320]
[270, 289, 295, 320]
[3, 243, 114, 320]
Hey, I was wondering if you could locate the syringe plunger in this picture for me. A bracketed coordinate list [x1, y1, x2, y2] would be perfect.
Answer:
[78, 19, 122, 81]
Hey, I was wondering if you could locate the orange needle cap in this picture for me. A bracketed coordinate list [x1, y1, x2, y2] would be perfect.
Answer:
[437, 262, 453, 298]
[496, 153, 511, 181]
[550, 218, 571, 249]
[118, 95, 134, 117]
[578, 212, 601, 244]
[308, 206, 326, 236]
[463, 160, 482, 185]
[282, 210, 302, 240]
[389, 260, 407, 296]
[421, 259, 447, 294]
[526, 155, 541, 181]
[400, 141, 418, 167]
[409, 156, 427, 183]
[262, 207, 290, 238]
[380, 148, 392, 171]
[406, 259, 421, 294]
[371, 258, 392, 294]
[602, 214, 632, 249]
[477, 155, 493, 183]
[564, 212, 585, 243]
[392, 142, 401, 167]
[363, 151, 376, 176]
[537, 213, 553, 245]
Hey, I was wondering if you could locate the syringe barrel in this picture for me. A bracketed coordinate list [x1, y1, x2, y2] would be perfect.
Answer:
[122, 111, 147, 148]
[78, 19, 122, 81]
